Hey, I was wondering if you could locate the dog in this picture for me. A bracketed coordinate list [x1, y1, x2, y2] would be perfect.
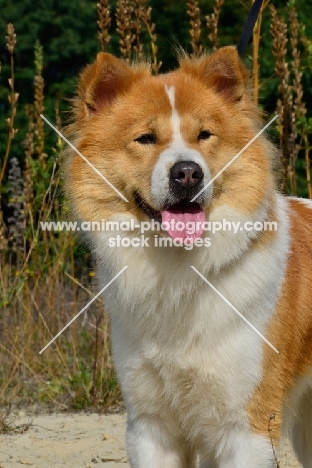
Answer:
[64, 46, 312, 467]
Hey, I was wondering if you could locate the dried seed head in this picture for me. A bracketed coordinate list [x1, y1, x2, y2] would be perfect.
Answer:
[206, 0, 224, 51]
[140, 3, 161, 74]
[33, 41, 46, 170]
[6, 23, 16, 54]
[270, 4, 308, 196]
[187, 0, 202, 56]
[34, 40, 43, 76]
[132, 0, 145, 59]
[97, 0, 111, 51]
[116, 0, 135, 61]
[23, 105, 35, 210]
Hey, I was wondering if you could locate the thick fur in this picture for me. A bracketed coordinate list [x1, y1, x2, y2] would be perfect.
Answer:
[64, 46, 312, 467]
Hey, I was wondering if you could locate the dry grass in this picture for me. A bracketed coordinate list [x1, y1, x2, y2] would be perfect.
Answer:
[0, 0, 311, 413]
[115, 0, 161, 72]
[0, 405, 32, 435]
[270, 4, 308, 195]
[0, 25, 120, 412]
[252, 0, 271, 104]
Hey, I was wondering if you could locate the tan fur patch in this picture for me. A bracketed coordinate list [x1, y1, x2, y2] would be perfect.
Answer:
[248, 198, 312, 442]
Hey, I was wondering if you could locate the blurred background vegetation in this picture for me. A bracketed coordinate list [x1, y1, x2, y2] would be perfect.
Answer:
[0, 0, 312, 415]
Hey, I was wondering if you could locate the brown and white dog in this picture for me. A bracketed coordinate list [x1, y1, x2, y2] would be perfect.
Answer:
[64, 46, 312, 467]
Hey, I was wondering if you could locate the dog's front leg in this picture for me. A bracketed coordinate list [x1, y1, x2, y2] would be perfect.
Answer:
[215, 430, 276, 468]
[126, 414, 196, 468]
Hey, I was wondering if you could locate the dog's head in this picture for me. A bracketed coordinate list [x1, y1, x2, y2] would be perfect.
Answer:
[65, 46, 275, 241]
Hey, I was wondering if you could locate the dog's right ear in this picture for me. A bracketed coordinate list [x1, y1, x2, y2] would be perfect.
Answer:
[77, 53, 134, 115]
[179, 47, 250, 103]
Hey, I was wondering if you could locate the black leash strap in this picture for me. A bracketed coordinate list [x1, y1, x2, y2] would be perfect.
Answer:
[237, 0, 264, 57]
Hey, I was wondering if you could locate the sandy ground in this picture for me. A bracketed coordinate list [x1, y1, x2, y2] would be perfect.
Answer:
[0, 411, 302, 468]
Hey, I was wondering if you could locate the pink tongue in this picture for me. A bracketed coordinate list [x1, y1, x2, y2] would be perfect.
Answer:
[161, 204, 206, 241]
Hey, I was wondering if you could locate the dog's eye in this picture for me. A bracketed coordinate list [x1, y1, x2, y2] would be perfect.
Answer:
[198, 130, 212, 141]
[135, 134, 157, 145]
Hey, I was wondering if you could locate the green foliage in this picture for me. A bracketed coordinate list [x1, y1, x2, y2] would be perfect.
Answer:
[1, 0, 312, 119]
[70, 369, 93, 409]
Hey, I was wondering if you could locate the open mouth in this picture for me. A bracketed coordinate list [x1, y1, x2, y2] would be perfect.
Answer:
[134, 192, 162, 223]
[134, 192, 206, 240]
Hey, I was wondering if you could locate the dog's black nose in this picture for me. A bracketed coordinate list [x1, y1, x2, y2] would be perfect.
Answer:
[170, 161, 203, 189]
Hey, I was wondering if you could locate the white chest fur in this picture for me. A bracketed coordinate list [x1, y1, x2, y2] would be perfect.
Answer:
[94, 194, 289, 457]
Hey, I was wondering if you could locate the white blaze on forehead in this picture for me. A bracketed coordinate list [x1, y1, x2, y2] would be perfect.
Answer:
[165, 85, 184, 146]
[150, 84, 213, 210]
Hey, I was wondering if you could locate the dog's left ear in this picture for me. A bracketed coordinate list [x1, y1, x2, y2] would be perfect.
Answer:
[180, 46, 250, 102]
[78, 53, 133, 114]
[77, 53, 150, 117]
